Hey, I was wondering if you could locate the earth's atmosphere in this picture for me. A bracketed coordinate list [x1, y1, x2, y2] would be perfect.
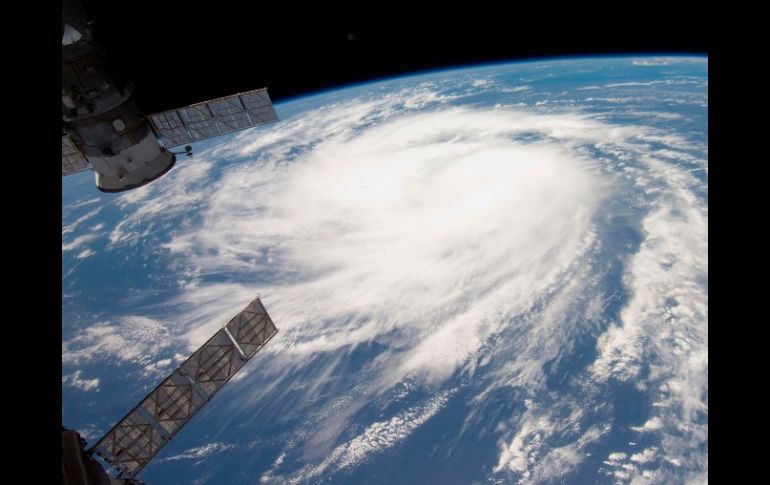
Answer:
[62, 56, 708, 484]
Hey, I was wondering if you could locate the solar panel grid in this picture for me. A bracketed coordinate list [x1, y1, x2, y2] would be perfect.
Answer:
[91, 297, 278, 478]
[62, 135, 92, 175]
[148, 88, 278, 147]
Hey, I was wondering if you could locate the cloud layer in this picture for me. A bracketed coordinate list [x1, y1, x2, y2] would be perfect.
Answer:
[63, 61, 707, 484]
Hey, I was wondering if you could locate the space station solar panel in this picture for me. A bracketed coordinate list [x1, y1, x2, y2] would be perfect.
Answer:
[241, 89, 278, 123]
[62, 135, 91, 176]
[148, 111, 191, 146]
[148, 88, 279, 148]
[91, 297, 278, 478]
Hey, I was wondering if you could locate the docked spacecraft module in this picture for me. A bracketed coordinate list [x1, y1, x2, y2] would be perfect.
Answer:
[61, 0, 279, 192]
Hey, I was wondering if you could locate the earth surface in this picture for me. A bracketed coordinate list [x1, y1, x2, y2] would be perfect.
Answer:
[62, 56, 708, 484]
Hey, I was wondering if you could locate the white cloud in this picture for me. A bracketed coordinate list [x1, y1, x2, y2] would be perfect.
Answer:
[64, 197, 101, 210]
[605, 81, 669, 88]
[495, 413, 553, 475]
[76, 248, 94, 259]
[631, 447, 658, 464]
[62, 370, 100, 391]
[631, 58, 706, 67]
[62, 233, 98, 252]
[624, 111, 685, 121]
[63, 220, 105, 254]
[631, 416, 664, 432]
[590, 146, 708, 479]
[600, 447, 664, 483]
[62, 207, 101, 236]
[285, 390, 453, 483]
[159, 442, 235, 462]
[62, 316, 172, 366]
[108, 158, 215, 247]
[493, 393, 609, 483]
[501, 85, 532, 93]
[402, 89, 458, 108]
[142, 357, 174, 378]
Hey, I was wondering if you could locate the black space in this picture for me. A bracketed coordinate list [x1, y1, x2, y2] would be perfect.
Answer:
[77, 0, 709, 113]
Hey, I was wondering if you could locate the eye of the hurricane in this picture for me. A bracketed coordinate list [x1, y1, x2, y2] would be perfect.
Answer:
[278, 122, 599, 283]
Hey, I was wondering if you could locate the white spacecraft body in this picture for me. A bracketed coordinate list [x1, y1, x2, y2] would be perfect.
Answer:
[88, 130, 176, 192]
[61, 7, 278, 192]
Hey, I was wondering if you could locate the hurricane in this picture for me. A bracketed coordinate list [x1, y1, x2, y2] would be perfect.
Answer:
[63, 57, 707, 484]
